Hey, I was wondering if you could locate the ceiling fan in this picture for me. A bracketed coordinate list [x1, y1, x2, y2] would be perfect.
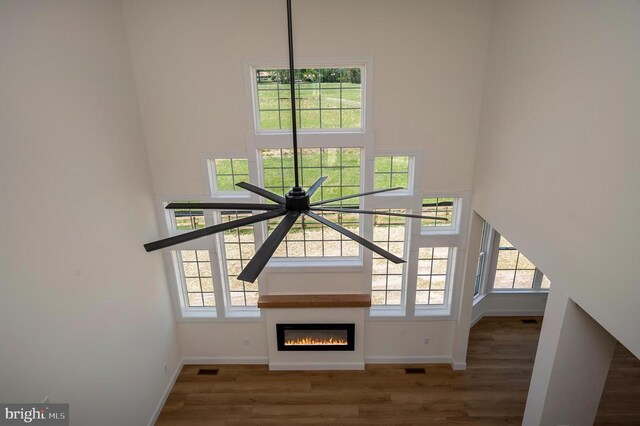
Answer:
[144, 0, 447, 282]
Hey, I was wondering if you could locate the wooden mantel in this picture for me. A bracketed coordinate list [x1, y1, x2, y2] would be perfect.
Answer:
[257, 294, 371, 309]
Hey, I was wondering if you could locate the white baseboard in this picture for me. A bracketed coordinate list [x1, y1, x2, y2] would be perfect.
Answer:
[471, 309, 545, 328]
[451, 360, 467, 370]
[483, 308, 545, 317]
[182, 356, 268, 365]
[269, 361, 365, 371]
[148, 359, 183, 426]
[364, 355, 451, 364]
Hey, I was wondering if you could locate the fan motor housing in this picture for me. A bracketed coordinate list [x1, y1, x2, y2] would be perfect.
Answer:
[285, 188, 310, 211]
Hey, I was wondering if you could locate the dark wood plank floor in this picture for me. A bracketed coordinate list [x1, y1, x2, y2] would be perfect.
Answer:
[157, 317, 640, 425]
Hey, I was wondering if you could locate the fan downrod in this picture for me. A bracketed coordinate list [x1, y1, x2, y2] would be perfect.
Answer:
[285, 186, 310, 211]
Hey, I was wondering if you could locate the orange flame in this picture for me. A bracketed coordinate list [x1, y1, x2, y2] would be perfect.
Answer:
[284, 337, 348, 346]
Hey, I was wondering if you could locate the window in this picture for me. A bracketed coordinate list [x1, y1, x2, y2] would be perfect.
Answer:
[474, 221, 491, 297]
[255, 67, 362, 131]
[421, 198, 456, 229]
[487, 234, 551, 291]
[261, 147, 362, 258]
[374, 156, 410, 190]
[261, 148, 361, 203]
[211, 158, 249, 193]
[171, 202, 206, 231]
[371, 210, 406, 306]
[493, 237, 537, 289]
[178, 250, 215, 307]
[219, 211, 259, 307]
[416, 247, 451, 305]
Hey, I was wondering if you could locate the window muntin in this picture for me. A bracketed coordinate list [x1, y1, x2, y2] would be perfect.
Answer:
[172, 201, 206, 231]
[261, 148, 362, 258]
[178, 250, 215, 307]
[374, 156, 410, 190]
[220, 211, 259, 307]
[371, 210, 406, 306]
[416, 247, 451, 305]
[255, 67, 362, 131]
[212, 158, 249, 192]
[493, 237, 536, 289]
[421, 198, 455, 228]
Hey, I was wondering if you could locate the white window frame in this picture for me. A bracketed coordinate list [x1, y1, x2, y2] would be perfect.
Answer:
[420, 197, 462, 234]
[248, 59, 371, 135]
[365, 152, 418, 316]
[206, 156, 252, 198]
[256, 146, 365, 268]
[156, 196, 221, 319]
[372, 154, 415, 196]
[413, 246, 457, 315]
[243, 57, 374, 271]
[212, 210, 261, 319]
[412, 193, 467, 318]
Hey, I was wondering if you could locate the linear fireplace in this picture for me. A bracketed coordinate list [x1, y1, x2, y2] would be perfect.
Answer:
[276, 323, 355, 351]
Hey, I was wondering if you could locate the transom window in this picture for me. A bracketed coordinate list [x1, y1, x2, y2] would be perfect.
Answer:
[371, 210, 406, 306]
[374, 156, 410, 190]
[172, 202, 205, 231]
[416, 247, 451, 305]
[178, 250, 215, 307]
[255, 67, 362, 131]
[421, 198, 455, 228]
[220, 211, 259, 307]
[211, 158, 249, 193]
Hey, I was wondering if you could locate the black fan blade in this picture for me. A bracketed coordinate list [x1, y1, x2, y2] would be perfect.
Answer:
[306, 176, 328, 197]
[144, 209, 286, 252]
[236, 211, 301, 282]
[304, 210, 405, 264]
[310, 187, 405, 206]
[166, 202, 281, 211]
[312, 207, 449, 221]
[236, 182, 286, 204]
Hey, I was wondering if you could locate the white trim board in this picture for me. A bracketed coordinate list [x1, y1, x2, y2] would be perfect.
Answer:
[364, 355, 451, 364]
[147, 360, 183, 426]
[182, 356, 269, 365]
[269, 362, 365, 371]
[471, 308, 546, 328]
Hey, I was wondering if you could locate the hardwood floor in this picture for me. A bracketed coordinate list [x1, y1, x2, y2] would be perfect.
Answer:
[157, 317, 640, 425]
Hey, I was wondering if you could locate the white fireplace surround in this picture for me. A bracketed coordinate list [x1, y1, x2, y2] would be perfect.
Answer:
[265, 307, 365, 370]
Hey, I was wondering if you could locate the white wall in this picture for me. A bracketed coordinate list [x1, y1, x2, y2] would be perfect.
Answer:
[0, 1, 180, 424]
[473, 0, 640, 357]
[472, 293, 548, 326]
[123, 0, 493, 195]
[123, 0, 493, 361]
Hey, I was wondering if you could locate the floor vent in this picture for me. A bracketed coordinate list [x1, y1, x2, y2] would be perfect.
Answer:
[521, 319, 538, 324]
[404, 368, 426, 374]
[197, 368, 219, 375]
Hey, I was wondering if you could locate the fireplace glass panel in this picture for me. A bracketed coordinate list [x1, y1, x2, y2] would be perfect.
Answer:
[276, 323, 355, 351]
